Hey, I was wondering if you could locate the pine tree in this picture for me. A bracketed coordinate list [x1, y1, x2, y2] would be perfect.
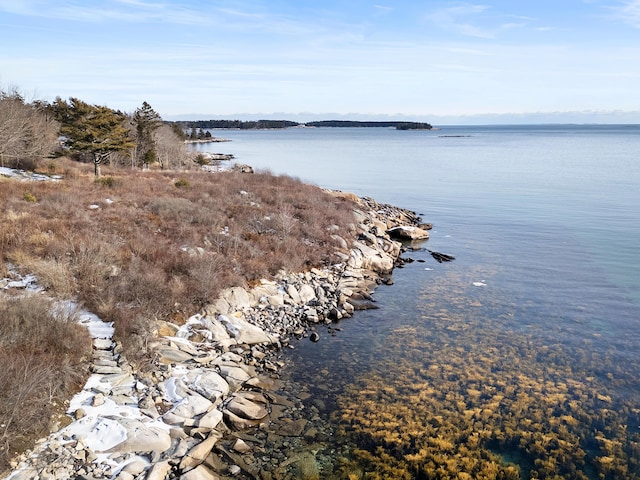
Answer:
[55, 97, 134, 177]
[132, 101, 163, 167]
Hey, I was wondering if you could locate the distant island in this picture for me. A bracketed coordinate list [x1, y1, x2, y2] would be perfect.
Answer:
[305, 120, 433, 130]
[173, 119, 300, 130]
[173, 119, 432, 131]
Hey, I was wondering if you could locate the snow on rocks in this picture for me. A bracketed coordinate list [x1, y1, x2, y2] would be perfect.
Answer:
[0, 167, 62, 182]
[4, 191, 429, 479]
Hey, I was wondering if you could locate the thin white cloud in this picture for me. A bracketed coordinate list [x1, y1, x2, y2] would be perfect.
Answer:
[425, 3, 535, 39]
[426, 3, 495, 38]
[373, 5, 394, 15]
[114, 0, 165, 8]
[617, 0, 640, 27]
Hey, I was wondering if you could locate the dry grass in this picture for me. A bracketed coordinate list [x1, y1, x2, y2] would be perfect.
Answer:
[0, 159, 356, 469]
[1, 159, 356, 358]
[0, 295, 92, 471]
[0, 160, 354, 471]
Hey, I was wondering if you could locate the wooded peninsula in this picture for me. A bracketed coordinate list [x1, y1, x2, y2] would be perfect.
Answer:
[174, 119, 433, 130]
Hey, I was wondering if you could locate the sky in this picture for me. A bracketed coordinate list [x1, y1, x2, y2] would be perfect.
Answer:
[1, 0, 640, 123]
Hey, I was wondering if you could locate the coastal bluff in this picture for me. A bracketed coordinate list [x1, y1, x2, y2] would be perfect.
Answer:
[5, 194, 431, 480]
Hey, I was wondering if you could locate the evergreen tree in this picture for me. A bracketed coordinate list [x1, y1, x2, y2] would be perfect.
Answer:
[55, 97, 134, 177]
[132, 101, 163, 166]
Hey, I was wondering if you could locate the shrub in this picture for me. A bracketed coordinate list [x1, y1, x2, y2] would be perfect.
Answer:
[0, 295, 91, 471]
[175, 178, 190, 188]
[95, 176, 117, 188]
[0, 163, 357, 366]
[22, 191, 37, 203]
[194, 154, 209, 166]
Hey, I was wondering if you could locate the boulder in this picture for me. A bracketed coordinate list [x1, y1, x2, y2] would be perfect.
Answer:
[298, 284, 316, 304]
[351, 242, 394, 273]
[197, 409, 224, 430]
[223, 409, 262, 430]
[163, 390, 214, 426]
[387, 225, 430, 240]
[105, 418, 172, 454]
[179, 431, 222, 471]
[218, 365, 252, 390]
[217, 314, 274, 345]
[268, 294, 285, 306]
[179, 464, 220, 480]
[186, 370, 230, 403]
[145, 461, 172, 480]
[222, 287, 252, 310]
[225, 395, 268, 420]
[286, 285, 302, 304]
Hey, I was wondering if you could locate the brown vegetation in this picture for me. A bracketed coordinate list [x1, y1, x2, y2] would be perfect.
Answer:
[0, 88, 59, 170]
[0, 158, 356, 471]
[1, 158, 356, 356]
[333, 267, 640, 479]
[0, 295, 92, 471]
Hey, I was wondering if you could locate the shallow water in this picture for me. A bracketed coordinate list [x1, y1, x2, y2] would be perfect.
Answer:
[196, 125, 640, 478]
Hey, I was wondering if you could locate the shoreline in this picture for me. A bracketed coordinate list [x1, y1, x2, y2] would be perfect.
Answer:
[184, 138, 231, 144]
[5, 193, 432, 479]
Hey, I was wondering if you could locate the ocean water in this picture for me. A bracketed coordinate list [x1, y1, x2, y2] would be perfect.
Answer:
[195, 125, 640, 478]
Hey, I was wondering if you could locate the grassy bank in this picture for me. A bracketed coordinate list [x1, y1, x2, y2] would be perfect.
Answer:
[0, 157, 356, 471]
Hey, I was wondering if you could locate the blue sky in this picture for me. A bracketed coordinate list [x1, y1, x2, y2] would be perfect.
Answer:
[1, 0, 640, 123]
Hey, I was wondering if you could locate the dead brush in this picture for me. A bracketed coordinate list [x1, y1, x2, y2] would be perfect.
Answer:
[0, 295, 91, 472]
[0, 160, 359, 470]
[0, 162, 356, 363]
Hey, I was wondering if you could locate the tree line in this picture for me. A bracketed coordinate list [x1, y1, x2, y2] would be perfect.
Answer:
[175, 119, 300, 130]
[306, 120, 433, 129]
[0, 87, 189, 177]
[174, 119, 433, 130]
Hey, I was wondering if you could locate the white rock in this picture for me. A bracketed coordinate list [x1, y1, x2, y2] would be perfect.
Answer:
[179, 431, 222, 471]
[233, 438, 251, 453]
[106, 418, 172, 454]
[197, 409, 224, 429]
[225, 395, 268, 420]
[387, 225, 430, 240]
[286, 285, 302, 304]
[217, 314, 273, 345]
[179, 464, 219, 480]
[222, 286, 252, 310]
[145, 460, 172, 480]
[186, 370, 230, 402]
[298, 284, 317, 304]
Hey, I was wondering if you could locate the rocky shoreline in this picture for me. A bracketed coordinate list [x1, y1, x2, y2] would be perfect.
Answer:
[4, 194, 431, 480]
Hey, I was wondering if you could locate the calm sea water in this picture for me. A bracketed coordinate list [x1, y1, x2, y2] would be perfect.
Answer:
[195, 125, 640, 478]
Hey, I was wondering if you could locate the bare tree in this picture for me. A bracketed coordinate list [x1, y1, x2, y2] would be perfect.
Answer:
[0, 88, 59, 169]
[154, 124, 192, 170]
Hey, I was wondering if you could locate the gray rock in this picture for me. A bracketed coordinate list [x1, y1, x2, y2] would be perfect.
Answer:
[145, 460, 172, 480]
[225, 395, 268, 420]
[387, 225, 430, 240]
[298, 284, 316, 304]
[179, 464, 219, 480]
[105, 418, 172, 454]
[186, 370, 229, 403]
[217, 315, 273, 345]
[286, 285, 301, 304]
[179, 432, 222, 471]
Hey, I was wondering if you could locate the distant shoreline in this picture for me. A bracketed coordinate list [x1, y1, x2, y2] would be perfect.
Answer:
[184, 138, 230, 144]
[174, 119, 433, 131]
